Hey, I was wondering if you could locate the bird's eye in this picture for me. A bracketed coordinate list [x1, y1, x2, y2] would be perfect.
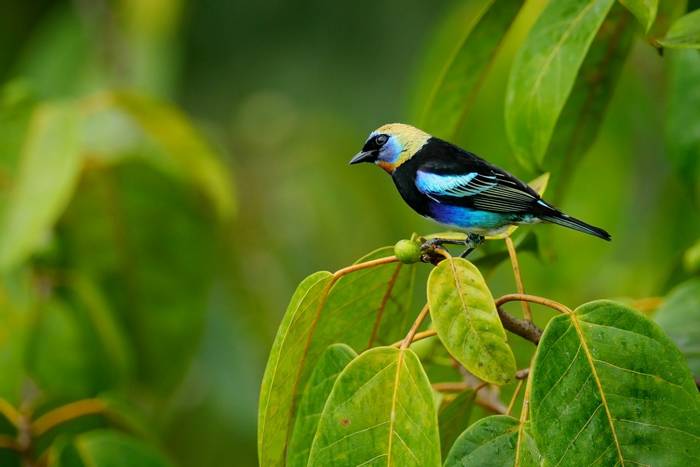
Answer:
[375, 134, 388, 146]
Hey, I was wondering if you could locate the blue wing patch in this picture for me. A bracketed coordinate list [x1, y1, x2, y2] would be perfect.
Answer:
[415, 170, 496, 198]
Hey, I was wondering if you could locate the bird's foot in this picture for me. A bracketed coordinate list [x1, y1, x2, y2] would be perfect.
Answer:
[459, 233, 484, 258]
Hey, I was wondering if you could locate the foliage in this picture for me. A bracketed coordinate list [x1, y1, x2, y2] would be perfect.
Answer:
[259, 0, 700, 465]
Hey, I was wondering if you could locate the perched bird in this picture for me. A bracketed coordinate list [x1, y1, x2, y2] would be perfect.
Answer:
[350, 123, 610, 255]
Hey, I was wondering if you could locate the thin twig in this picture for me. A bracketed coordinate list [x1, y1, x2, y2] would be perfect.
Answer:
[391, 329, 436, 348]
[516, 368, 530, 380]
[505, 237, 532, 321]
[334, 256, 399, 278]
[31, 399, 107, 437]
[514, 371, 533, 462]
[0, 435, 19, 451]
[432, 382, 470, 393]
[506, 379, 525, 416]
[496, 293, 572, 315]
[400, 304, 431, 350]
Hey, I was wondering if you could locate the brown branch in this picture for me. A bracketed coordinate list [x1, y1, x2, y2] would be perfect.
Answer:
[497, 305, 543, 344]
[31, 399, 108, 437]
[432, 382, 470, 393]
[505, 236, 532, 321]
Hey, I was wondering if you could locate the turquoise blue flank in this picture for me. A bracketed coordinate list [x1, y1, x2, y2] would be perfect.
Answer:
[428, 202, 519, 231]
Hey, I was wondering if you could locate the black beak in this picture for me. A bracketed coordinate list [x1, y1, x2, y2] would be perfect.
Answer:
[349, 150, 376, 165]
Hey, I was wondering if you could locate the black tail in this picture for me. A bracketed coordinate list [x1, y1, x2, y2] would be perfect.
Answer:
[539, 212, 611, 241]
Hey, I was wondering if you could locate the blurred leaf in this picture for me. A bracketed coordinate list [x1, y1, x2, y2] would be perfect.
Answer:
[658, 9, 700, 48]
[438, 389, 475, 457]
[684, 238, 700, 273]
[542, 5, 635, 201]
[506, 0, 615, 171]
[83, 91, 235, 220]
[530, 300, 700, 465]
[287, 343, 356, 467]
[654, 279, 700, 377]
[258, 248, 416, 466]
[27, 298, 103, 399]
[308, 347, 440, 466]
[619, 0, 658, 31]
[258, 271, 333, 467]
[427, 257, 515, 384]
[0, 101, 82, 271]
[50, 430, 174, 467]
[420, 0, 524, 138]
[0, 269, 35, 404]
[666, 48, 700, 198]
[68, 276, 133, 387]
[443, 415, 540, 466]
[60, 163, 217, 395]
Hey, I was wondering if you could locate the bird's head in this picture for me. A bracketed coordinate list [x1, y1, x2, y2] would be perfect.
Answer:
[349, 123, 430, 174]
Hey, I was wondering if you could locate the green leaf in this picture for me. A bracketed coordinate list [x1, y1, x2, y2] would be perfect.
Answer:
[427, 257, 516, 384]
[505, 0, 615, 171]
[658, 9, 700, 48]
[60, 163, 217, 394]
[84, 91, 236, 219]
[541, 4, 635, 201]
[666, 48, 700, 197]
[444, 415, 541, 467]
[258, 248, 416, 466]
[420, 0, 524, 137]
[50, 430, 173, 467]
[258, 271, 332, 466]
[0, 101, 82, 271]
[287, 344, 357, 467]
[308, 347, 440, 466]
[530, 300, 700, 465]
[438, 389, 476, 457]
[654, 279, 700, 377]
[619, 0, 658, 31]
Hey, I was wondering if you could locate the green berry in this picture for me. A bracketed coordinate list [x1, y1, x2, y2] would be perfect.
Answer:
[394, 239, 422, 264]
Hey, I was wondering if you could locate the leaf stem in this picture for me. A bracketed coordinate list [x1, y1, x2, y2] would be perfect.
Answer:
[432, 382, 470, 393]
[400, 304, 431, 350]
[31, 398, 107, 437]
[496, 293, 572, 315]
[506, 379, 524, 416]
[333, 256, 399, 278]
[505, 237, 532, 321]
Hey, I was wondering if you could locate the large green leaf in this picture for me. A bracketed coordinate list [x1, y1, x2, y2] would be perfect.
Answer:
[438, 389, 475, 457]
[530, 300, 700, 465]
[443, 415, 540, 467]
[666, 48, 700, 198]
[658, 9, 700, 48]
[258, 248, 415, 466]
[619, 0, 658, 31]
[308, 347, 440, 466]
[287, 344, 357, 467]
[505, 0, 615, 171]
[541, 4, 635, 201]
[0, 101, 82, 271]
[420, 0, 524, 137]
[427, 257, 515, 384]
[654, 279, 700, 377]
[258, 271, 332, 466]
[50, 430, 173, 467]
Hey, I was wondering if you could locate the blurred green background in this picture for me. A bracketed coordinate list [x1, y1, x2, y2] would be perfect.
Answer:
[0, 0, 697, 466]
